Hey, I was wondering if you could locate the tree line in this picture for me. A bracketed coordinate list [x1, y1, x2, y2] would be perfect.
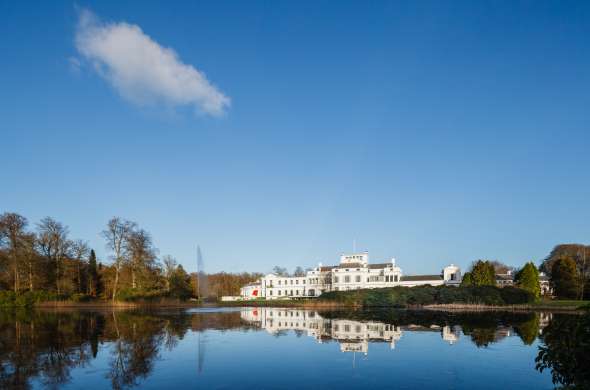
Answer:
[460, 244, 590, 300]
[0, 212, 260, 302]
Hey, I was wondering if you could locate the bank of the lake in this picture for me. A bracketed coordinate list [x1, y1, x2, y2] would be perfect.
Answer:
[226, 286, 590, 312]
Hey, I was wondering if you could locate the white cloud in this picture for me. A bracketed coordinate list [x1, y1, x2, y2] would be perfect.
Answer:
[75, 8, 230, 116]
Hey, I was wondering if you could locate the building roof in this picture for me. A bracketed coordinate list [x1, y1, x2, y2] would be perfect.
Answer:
[400, 275, 443, 282]
[336, 263, 365, 269]
[334, 262, 393, 270]
[539, 275, 549, 281]
[368, 263, 393, 269]
[319, 266, 336, 272]
[496, 274, 514, 281]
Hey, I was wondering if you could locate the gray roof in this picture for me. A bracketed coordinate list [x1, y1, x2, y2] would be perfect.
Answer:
[335, 262, 393, 269]
[400, 275, 443, 282]
[368, 263, 393, 269]
[336, 263, 365, 269]
[496, 274, 514, 281]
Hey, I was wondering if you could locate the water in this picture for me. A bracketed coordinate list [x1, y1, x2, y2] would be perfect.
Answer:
[0, 307, 588, 389]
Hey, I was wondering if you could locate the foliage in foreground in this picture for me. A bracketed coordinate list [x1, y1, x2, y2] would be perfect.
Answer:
[318, 285, 536, 307]
[0, 290, 61, 307]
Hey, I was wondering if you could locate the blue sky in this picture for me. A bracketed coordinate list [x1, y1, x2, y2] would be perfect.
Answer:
[1, 1, 589, 274]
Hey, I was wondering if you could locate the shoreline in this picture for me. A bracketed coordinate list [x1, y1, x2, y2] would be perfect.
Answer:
[0, 299, 585, 313]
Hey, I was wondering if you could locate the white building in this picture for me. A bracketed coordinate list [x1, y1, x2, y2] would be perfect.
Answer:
[240, 282, 262, 300]
[240, 252, 461, 300]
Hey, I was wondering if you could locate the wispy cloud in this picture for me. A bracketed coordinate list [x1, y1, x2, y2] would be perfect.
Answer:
[74, 8, 230, 116]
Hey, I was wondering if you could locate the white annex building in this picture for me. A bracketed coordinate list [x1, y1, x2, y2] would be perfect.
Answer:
[239, 252, 461, 300]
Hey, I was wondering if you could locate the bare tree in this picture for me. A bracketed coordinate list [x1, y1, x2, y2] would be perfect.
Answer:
[272, 266, 288, 276]
[22, 233, 38, 291]
[71, 239, 90, 294]
[37, 217, 71, 295]
[102, 217, 136, 302]
[489, 260, 514, 274]
[162, 255, 177, 292]
[0, 212, 28, 292]
[293, 266, 305, 277]
[127, 229, 157, 289]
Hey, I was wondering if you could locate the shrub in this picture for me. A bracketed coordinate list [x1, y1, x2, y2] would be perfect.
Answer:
[0, 290, 61, 307]
[70, 293, 92, 302]
[116, 288, 167, 302]
[319, 285, 535, 307]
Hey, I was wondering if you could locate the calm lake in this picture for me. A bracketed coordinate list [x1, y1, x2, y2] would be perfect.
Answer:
[0, 307, 588, 389]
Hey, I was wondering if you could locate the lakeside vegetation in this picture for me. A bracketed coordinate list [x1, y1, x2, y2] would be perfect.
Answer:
[318, 285, 536, 307]
[0, 212, 261, 306]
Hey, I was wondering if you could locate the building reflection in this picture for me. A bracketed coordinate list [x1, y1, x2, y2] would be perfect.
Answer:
[240, 308, 462, 354]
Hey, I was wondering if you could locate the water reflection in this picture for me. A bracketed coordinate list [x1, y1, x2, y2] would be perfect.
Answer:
[241, 308, 456, 353]
[535, 311, 590, 389]
[0, 308, 586, 389]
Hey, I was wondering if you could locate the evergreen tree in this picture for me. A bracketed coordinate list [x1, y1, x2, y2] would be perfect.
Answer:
[88, 249, 98, 297]
[515, 262, 540, 298]
[169, 265, 192, 299]
[551, 257, 579, 299]
[471, 260, 496, 286]
[461, 272, 473, 287]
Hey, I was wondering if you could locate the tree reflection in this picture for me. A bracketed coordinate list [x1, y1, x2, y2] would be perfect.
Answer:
[536, 311, 590, 389]
[107, 312, 165, 389]
[0, 309, 245, 389]
[514, 313, 540, 345]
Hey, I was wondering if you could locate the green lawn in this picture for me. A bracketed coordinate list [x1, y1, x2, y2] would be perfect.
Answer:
[533, 300, 590, 309]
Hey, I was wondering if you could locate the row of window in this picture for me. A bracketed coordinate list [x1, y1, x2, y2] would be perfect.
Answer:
[274, 279, 306, 286]
[333, 275, 400, 283]
[269, 289, 305, 296]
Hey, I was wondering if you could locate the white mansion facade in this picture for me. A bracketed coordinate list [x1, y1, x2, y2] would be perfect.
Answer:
[239, 252, 461, 300]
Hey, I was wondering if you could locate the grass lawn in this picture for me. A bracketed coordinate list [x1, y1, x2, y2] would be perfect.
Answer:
[533, 299, 590, 309]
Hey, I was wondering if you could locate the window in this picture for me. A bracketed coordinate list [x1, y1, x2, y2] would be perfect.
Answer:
[290, 290, 293, 295]
[270, 290, 273, 296]
[290, 280, 293, 285]
[355, 275, 361, 283]
[394, 275, 399, 282]
[278, 280, 281, 285]
[344, 276, 350, 283]
[278, 290, 281, 296]
[334, 276, 339, 283]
